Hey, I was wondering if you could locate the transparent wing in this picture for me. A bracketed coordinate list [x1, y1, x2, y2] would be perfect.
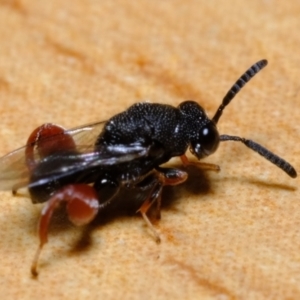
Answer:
[0, 121, 108, 190]
[66, 120, 107, 147]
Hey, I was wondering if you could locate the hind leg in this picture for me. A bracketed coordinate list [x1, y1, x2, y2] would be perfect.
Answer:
[12, 123, 76, 196]
[31, 184, 99, 276]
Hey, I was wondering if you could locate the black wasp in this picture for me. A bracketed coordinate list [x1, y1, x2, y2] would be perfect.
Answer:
[0, 59, 296, 276]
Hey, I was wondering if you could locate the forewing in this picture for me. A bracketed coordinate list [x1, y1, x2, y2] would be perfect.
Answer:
[66, 120, 106, 148]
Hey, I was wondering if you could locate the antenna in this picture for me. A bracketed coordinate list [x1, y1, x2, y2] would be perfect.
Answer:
[220, 135, 297, 178]
[214, 60, 297, 178]
[212, 59, 268, 124]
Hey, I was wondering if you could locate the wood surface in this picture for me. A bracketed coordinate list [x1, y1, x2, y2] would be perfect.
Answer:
[0, 1, 299, 299]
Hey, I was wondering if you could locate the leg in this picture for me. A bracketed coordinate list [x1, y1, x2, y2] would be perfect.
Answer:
[12, 123, 77, 196]
[180, 154, 220, 172]
[25, 123, 76, 171]
[137, 180, 163, 243]
[137, 168, 188, 243]
[31, 184, 99, 276]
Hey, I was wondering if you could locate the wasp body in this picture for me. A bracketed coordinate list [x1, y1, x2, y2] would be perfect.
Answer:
[0, 59, 296, 275]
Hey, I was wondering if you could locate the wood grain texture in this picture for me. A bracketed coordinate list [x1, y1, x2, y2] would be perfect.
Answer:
[0, 1, 299, 299]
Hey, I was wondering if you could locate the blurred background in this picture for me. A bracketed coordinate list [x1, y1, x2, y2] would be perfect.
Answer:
[0, 1, 299, 299]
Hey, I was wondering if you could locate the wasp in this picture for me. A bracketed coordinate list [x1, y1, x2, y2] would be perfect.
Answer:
[0, 59, 296, 275]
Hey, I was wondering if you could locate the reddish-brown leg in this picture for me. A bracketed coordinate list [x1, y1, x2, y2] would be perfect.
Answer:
[25, 123, 76, 171]
[31, 184, 99, 276]
[137, 168, 188, 243]
[13, 123, 77, 196]
[180, 154, 220, 172]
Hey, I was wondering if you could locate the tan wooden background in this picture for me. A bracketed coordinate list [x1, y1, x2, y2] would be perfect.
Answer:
[0, 1, 299, 299]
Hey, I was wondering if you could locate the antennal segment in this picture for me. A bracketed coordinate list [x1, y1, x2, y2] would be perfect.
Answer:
[212, 60, 268, 124]
[220, 134, 297, 178]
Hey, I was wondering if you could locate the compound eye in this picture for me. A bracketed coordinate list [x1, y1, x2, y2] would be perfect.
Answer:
[191, 123, 220, 159]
